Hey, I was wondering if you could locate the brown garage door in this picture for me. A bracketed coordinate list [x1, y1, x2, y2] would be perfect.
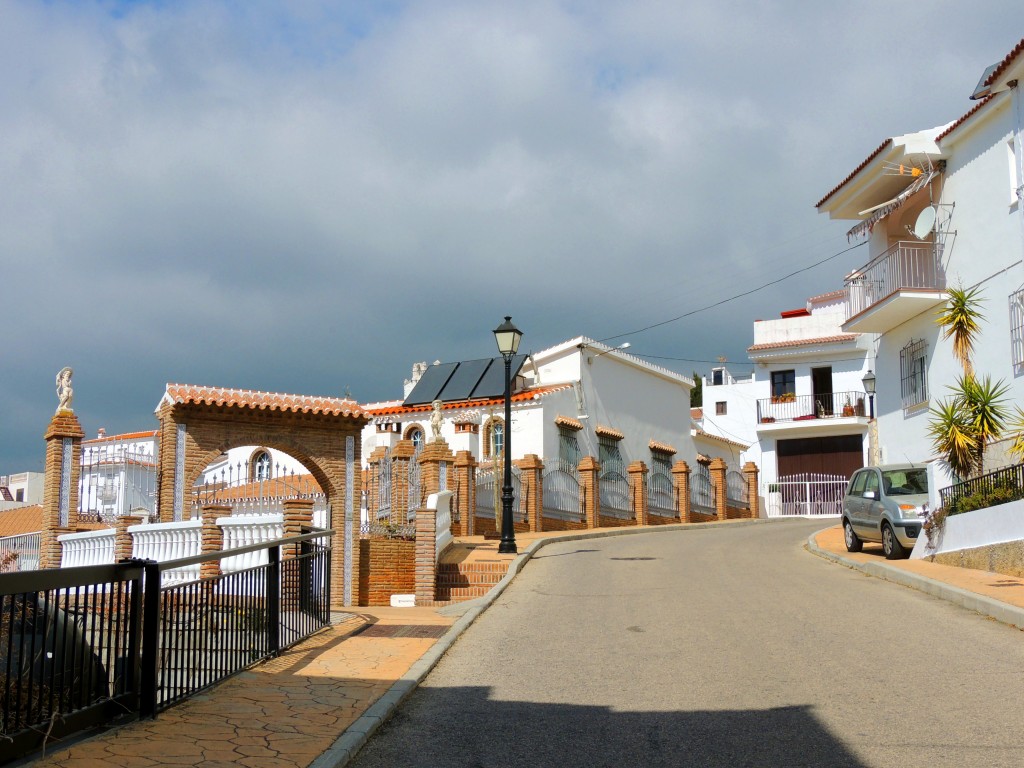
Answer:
[777, 435, 864, 480]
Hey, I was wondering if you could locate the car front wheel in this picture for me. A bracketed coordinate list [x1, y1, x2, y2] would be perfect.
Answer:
[843, 520, 863, 553]
[882, 523, 907, 560]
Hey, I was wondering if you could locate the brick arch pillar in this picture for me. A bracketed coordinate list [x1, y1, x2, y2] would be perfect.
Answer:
[709, 457, 728, 521]
[743, 461, 760, 519]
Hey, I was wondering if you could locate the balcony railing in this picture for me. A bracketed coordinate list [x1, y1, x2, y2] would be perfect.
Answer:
[845, 241, 945, 319]
[757, 391, 867, 425]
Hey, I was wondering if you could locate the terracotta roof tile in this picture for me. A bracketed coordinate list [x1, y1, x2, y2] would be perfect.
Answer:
[0, 505, 43, 537]
[981, 37, 1024, 90]
[163, 384, 368, 420]
[594, 424, 624, 441]
[815, 138, 893, 209]
[694, 430, 749, 450]
[648, 440, 677, 455]
[748, 334, 858, 353]
[936, 95, 994, 143]
[554, 415, 584, 431]
[367, 384, 572, 418]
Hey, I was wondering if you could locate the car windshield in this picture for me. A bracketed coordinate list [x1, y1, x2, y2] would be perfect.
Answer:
[882, 468, 928, 495]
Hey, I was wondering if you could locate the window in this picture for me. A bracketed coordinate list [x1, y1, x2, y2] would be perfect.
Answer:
[651, 452, 672, 474]
[405, 426, 424, 449]
[598, 436, 623, 471]
[1011, 289, 1024, 370]
[715, 401, 727, 416]
[251, 450, 272, 481]
[711, 368, 724, 386]
[900, 339, 929, 408]
[558, 426, 581, 466]
[15, 489, 24, 502]
[771, 370, 795, 399]
[483, 418, 503, 459]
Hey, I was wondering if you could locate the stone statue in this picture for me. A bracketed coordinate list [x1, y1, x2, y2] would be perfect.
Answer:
[56, 366, 74, 413]
[430, 399, 443, 442]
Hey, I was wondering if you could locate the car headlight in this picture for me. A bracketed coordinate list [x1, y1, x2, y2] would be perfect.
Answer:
[898, 504, 922, 519]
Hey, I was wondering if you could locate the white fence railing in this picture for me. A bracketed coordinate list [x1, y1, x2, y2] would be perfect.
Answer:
[0, 531, 41, 571]
[765, 473, 848, 518]
[219, 514, 284, 573]
[59, 528, 116, 568]
[130, 519, 202, 584]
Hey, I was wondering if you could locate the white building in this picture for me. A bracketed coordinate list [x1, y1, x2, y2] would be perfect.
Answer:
[699, 291, 874, 513]
[0, 471, 44, 511]
[363, 336, 698, 473]
[816, 38, 1024, 477]
[79, 429, 159, 519]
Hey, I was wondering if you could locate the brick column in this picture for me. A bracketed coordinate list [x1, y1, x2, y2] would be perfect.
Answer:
[414, 501, 437, 604]
[419, 439, 454, 499]
[453, 451, 476, 536]
[114, 514, 146, 561]
[392, 440, 416, 516]
[283, 498, 315, 557]
[710, 458, 728, 521]
[579, 456, 600, 529]
[743, 462, 760, 519]
[40, 411, 86, 569]
[628, 461, 648, 526]
[201, 504, 230, 581]
[515, 455, 544, 532]
[673, 460, 691, 524]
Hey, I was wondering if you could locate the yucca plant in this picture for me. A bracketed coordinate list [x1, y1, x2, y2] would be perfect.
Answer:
[928, 399, 979, 480]
[935, 285, 984, 376]
[929, 375, 1010, 479]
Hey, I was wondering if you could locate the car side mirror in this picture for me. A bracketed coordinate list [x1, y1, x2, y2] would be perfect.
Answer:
[863, 490, 876, 500]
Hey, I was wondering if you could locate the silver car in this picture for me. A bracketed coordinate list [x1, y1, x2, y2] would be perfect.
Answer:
[841, 464, 929, 559]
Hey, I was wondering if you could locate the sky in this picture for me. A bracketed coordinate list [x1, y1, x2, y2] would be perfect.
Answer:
[1, 0, 1021, 472]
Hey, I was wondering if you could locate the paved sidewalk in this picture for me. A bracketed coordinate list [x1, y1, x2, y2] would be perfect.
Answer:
[29, 521, 1024, 768]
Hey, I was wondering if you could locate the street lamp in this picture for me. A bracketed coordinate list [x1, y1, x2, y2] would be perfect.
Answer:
[493, 316, 522, 554]
[862, 370, 876, 419]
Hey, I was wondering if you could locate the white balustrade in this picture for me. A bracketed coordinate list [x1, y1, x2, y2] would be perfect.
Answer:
[59, 528, 115, 568]
[130, 519, 202, 584]
[431, 490, 454, 563]
[218, 514, 283, 574]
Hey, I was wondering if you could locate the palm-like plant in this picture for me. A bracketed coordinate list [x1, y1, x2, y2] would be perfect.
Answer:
[935, 285, 984, 376]
[929, 375, 1010, 479]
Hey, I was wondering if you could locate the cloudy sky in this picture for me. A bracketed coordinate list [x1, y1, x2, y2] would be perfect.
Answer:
[1, 1, 1020, 471]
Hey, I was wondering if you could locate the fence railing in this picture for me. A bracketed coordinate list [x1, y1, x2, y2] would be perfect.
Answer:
[940, 463, 1024, 513]
[726, 470, 749, 509]
[78, 446, 158, 523]
[845, 240, 945, 319]
[757, 391, 866, 424]
[542, 461, 582, 521]
[765, 473, 847, 517]
[0, 532, 41, 572]
[690, 470, 714, 515]
[0, 530, 333, 765]
[647, 471, 676, 518]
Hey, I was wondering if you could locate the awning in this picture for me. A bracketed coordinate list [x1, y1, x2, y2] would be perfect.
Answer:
[847, 170, 937, 240]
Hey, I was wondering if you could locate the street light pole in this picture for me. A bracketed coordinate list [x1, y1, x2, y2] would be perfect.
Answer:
[493, 316, 523, 555]
[862, 369, 878, 465]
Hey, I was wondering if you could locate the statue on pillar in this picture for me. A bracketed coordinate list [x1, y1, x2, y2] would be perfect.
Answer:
[430, 399, 444, 442]
[55, 367, 74, 413]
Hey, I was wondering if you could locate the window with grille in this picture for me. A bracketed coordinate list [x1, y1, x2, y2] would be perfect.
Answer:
[483, 418, 503, 458]
[1011, 289, 1024, 370]
[599, 436, 623, 469]
[715, 401, 727, 415]
[558, 426, 581, 467]
[900, 339, 929, 409]
[651, 452, 672, 474]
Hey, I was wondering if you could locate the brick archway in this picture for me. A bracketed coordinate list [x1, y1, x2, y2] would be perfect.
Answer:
[155, 384, 369, 607]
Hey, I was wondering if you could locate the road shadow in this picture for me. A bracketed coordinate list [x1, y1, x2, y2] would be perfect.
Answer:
[351, 686, 866, 767]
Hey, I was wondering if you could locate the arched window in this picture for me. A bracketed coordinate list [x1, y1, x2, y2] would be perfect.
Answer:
[405, 425, 424, 449]
[250, 450, 272, 481]
[483, 418, 504, 459]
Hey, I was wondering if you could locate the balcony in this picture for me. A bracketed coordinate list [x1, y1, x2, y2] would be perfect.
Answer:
[842, 241, 947, 333]
[756, 391, 869, 431]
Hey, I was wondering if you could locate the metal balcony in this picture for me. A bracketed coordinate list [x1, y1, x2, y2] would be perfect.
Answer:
[843, 241, 947, 333]
[756, 391, 868, 427]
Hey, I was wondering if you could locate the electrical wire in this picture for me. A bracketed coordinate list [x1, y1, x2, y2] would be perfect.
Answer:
[597, 240, 867, 343]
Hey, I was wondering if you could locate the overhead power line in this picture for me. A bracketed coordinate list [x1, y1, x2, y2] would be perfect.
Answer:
[597, 240, 867, 343]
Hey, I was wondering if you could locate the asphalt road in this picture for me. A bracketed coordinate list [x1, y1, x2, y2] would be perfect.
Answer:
[349, 520, 1024, 767]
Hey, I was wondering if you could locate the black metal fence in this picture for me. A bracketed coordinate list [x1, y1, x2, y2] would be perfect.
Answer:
[0, 530, 332, 765]
[940, 463, 1024, 514]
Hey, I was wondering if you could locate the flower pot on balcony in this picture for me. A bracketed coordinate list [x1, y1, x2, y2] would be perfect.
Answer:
[842, 405, 854, 417]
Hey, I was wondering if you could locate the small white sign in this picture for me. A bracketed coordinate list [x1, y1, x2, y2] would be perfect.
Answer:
[390, 594, 416, 608]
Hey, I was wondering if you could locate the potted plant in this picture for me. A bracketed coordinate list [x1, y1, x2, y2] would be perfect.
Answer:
[842, 397, 855, 417]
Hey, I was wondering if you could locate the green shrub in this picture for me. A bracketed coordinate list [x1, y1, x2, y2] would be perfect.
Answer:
[947, 479, 1024, 516]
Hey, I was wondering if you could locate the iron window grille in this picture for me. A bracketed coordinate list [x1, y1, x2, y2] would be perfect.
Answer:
[900, 338, 929, 409]
[1010, 288, 1024, 371]
[558, 427, 581, 467]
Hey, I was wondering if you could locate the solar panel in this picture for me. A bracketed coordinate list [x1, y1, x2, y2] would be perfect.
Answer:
[440, 358, 491, 402]
[403, 362, 459, 406]
[471, 355, 526, 399]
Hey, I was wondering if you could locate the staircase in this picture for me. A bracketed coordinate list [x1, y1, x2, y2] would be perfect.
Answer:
[435, 560, 509, 602]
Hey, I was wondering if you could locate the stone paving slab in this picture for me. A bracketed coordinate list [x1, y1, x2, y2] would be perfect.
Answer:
[32, 610, 454, 768]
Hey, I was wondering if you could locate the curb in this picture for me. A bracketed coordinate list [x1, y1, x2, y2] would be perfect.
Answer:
[805, 529, 1024, 630]
[310, 518, 766, 768]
